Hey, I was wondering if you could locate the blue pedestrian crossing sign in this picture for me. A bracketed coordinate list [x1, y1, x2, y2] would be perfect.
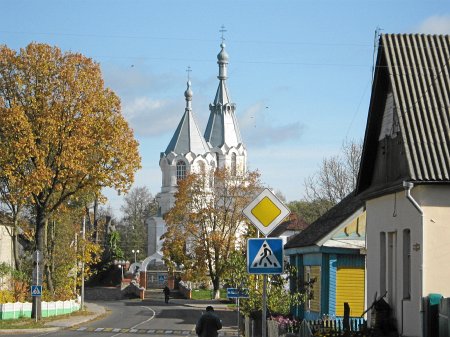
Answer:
[247, 238, 283, 274]
[31, 285, 42, 297]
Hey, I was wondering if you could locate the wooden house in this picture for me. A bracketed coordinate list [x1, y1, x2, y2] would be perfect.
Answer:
[284, 193, 366, 320]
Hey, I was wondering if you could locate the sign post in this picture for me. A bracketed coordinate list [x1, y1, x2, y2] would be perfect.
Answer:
[227, 288, 249, 337]
[243, 188, 290, 337]
[31, 250, 42, 322]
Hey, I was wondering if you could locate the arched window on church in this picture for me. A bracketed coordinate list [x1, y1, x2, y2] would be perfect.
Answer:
[231, 153, 237, 176]
[176, 160, 186, 183]
[198, 162, 206, 187]
[210, 161, 216, 187]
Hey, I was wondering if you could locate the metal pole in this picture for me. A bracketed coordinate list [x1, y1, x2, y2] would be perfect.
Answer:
[35, 258, 39, 323]
[262, 274, 267, 337]
[237, 297, 240, 337]
[81, 215, 85, 310]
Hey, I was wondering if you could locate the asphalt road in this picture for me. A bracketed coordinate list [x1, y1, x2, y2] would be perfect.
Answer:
[7, 297, 239, 337]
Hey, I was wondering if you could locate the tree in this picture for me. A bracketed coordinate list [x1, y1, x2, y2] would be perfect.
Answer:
[287, 199, 333, 225]
[0, 43, 141, 317]
[162, 168, 262, 299]
[119, 186, 157, 261]
[304, 139, 362, 205]
[223, 251, 306, 317]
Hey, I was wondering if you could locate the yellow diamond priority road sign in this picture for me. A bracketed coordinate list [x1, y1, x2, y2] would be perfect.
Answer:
[243, 188, 291, 236]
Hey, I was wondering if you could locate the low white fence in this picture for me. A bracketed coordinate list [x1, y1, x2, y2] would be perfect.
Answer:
[0, 299, 80, 320]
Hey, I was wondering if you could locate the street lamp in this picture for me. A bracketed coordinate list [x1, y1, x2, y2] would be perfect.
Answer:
[114, 260, 127, 280]
[132, 249, 140, 263]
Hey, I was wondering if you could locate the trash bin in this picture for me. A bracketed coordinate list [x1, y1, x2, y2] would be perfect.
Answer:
[373, 298, 393, 333]
[439, 298, 450, 337]
[423, 293, 442, 337]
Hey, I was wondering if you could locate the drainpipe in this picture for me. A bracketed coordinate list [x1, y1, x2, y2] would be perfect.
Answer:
[403, 181, 423, 215]
[402, 181, 424, 337]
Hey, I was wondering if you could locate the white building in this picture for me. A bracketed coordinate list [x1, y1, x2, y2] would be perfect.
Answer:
[356, 34, 450, 337]
[147, 41, 247, 260]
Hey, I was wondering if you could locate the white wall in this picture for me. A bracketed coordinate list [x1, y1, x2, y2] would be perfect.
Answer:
[366, 190, 422, 337]
[417, 186, 450, 298]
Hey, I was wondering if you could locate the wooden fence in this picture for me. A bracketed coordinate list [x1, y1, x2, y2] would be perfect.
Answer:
[254, 317, 367, 337]
[307, 318, 366, 336]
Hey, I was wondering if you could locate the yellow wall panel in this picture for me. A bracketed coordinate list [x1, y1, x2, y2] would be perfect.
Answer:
[336, 268, 365, 317]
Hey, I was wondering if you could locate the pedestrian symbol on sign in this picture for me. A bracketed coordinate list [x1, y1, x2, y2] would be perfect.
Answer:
[252, 241, 281, 268]
[247, 238, 283, 274]
[31, 285, 42, 297]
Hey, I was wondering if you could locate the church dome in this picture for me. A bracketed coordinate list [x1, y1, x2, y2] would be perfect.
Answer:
[217, 43, 229, 62]
[184, 80, 193, 100]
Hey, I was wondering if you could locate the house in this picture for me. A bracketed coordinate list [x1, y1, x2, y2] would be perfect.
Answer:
[269, 213, 308, 246]
[0, 214, 16, 289]
[284, 193, 366, 320]
[356, 34, 450, 337]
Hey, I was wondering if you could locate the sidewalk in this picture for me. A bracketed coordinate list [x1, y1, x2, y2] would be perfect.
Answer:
[0, 302, 107, 335]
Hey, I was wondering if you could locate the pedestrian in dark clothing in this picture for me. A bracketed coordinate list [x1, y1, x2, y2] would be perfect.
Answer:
[196, 306, 222, 337]
[163, 286, 170, 303]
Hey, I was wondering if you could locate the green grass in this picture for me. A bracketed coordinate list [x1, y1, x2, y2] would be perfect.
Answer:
[191, 288, 228, 300]
[0, 309, 92, 330]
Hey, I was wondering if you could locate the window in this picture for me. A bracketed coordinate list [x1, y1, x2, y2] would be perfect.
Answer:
[198, 162, 207, 187]
[209, 161, 216, 187]
[304, 266, 321, 312]
[231, 153, 237, 176]
[176, 160, 186, 182]
[403, 229, 411, 299]
[380, 232, 386, 295]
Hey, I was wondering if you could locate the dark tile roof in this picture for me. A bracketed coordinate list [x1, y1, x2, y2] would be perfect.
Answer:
[358, 34, 450, 193]
[284, 192, 364, 249]
[269, 213, 309, 237]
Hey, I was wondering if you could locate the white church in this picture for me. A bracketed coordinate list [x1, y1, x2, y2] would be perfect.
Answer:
[146, 41, 247, 263]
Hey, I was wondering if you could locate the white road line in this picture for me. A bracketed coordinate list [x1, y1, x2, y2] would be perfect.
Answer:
[110, 305, 156, 337]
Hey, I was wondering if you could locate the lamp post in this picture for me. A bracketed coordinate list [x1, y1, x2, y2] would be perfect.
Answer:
[132, 249, 140, 263]
[115, 260, 126, 279]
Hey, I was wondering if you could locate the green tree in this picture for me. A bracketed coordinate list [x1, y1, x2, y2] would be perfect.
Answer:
[119, 186, 157, 261]
[0, 43, 141, 317]
[163, 168, 262, 299]
[287, 199, 333, 225]
[223, 251, 306, 316]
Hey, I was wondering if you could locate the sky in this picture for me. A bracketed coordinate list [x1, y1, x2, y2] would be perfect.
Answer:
[2, 0, 450, 218]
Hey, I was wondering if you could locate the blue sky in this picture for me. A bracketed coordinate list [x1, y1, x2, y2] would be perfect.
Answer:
[2, 0, 450, 217]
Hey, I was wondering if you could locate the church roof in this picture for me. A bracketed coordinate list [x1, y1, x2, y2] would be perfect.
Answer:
[164, 81, 210, 156]
[204, 42, 243, 148]
[357, 34, 450, 195]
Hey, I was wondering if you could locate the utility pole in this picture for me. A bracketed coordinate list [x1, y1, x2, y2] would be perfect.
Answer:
[81, 215, 85, 310]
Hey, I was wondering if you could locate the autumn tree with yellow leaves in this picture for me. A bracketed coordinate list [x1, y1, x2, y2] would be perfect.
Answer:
[162, 168, 262, 299]
[0, 43, 141, 315]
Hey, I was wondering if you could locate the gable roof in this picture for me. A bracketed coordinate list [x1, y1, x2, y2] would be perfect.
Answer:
[269, 213, 309, 237]
[284, 192, 364, 249]
[357, 34, 450, 195]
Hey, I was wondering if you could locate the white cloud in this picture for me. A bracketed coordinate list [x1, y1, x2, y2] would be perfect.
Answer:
[240, 102, 306, 147]
[122, 96, 183, 137]
[416, 15, 450, 34]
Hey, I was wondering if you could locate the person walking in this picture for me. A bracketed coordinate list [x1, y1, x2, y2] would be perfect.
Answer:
[163, 286, 170, 303]
[196, 306, 222, 337]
